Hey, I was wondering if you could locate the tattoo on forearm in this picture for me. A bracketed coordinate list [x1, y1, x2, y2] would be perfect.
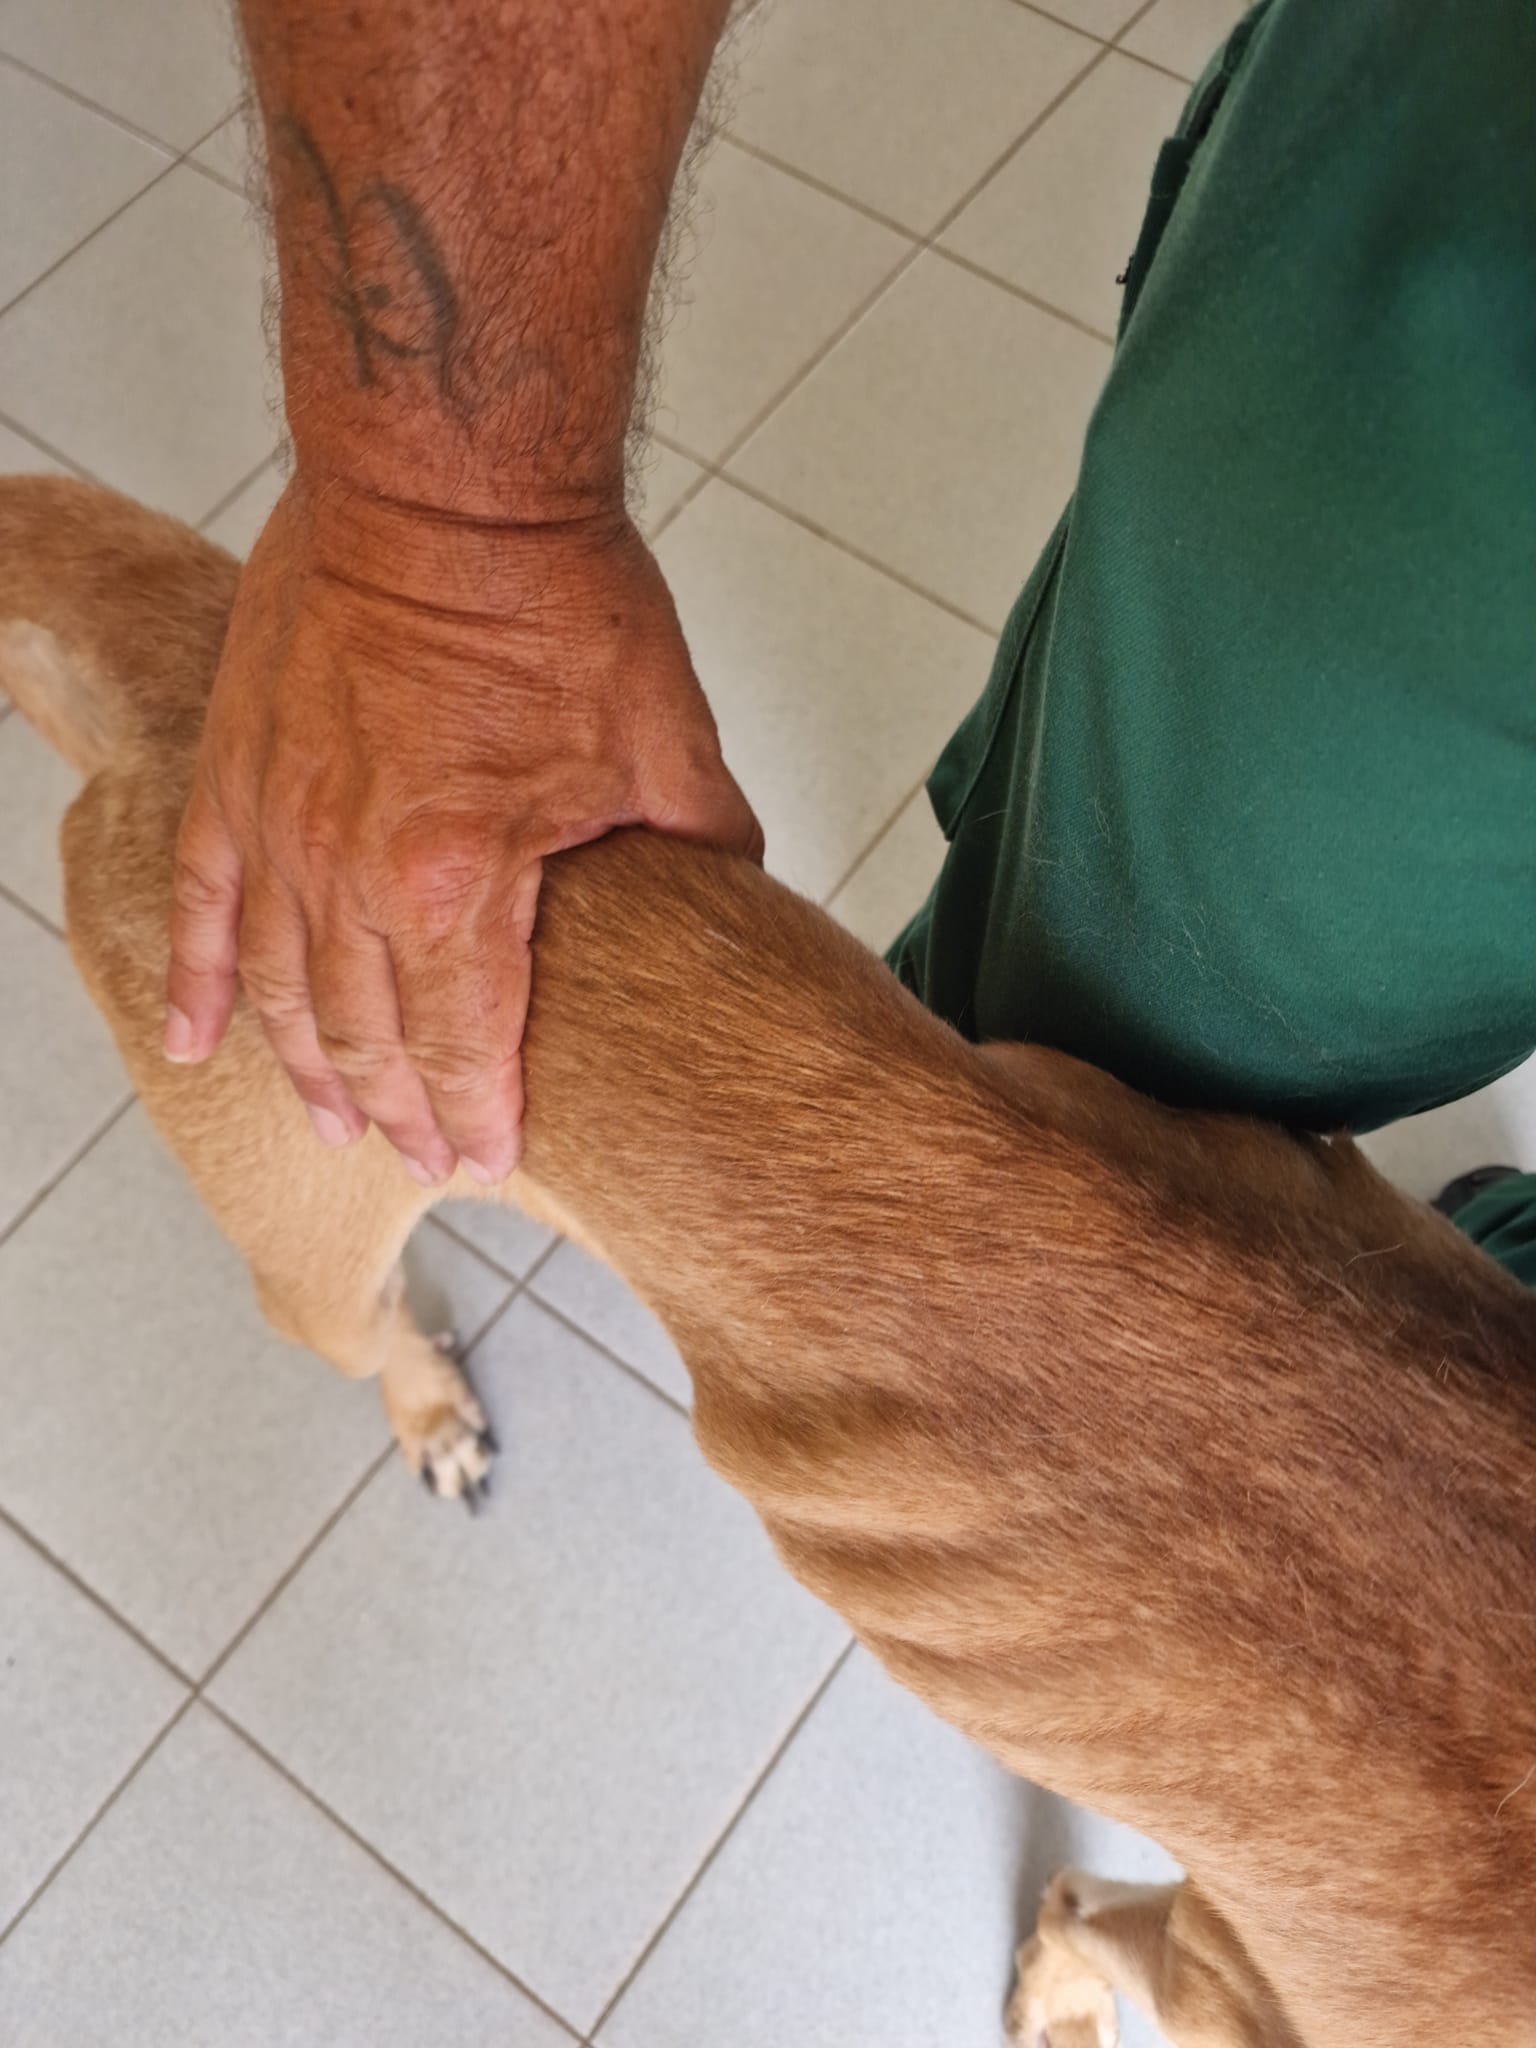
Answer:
[276, 116, 463, 408]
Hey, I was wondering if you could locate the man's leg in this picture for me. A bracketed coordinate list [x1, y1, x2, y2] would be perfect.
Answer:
[891, 0, 1536, 1280]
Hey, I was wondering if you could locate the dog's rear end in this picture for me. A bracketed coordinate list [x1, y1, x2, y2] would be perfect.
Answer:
[4, 476, 1535, 2048]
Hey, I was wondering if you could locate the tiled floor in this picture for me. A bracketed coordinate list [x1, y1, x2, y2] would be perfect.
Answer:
[3, 3, 1533, 2045]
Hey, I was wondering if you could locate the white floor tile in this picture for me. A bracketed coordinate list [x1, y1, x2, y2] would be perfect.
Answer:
[531, 1241, 689, 1407]
[0, 895, 125, 1237]
[652, 142, 907, 463]
[404, 1217, 517, 1355]
[0, 1706, 569, 2046]
[0, 1520, 184, 1930]
[632, 441, 705, 537]
[0, 66, 169, 311]
[0, 168, 274, 523]
[200, 455, 283, 556]
[0, 0, 243, 150]
[656, 480, 992, 901]
[1121, 0, 1246, 80]
[729, 0, 1096, 234]
[431, 1198, 556, 1281]
[603, 1648, 1178, 2048]
[1028, 0, 1145, 37]
[0, 1107, 398, 1674]
[0, 712, 77, 928]
[0, 418, 67, 474]
[212, 1295, 847, 2033]
[943, 53, 1188, 335]
[826, 786, 948, 954]
[189, 105, 252, 192]
[731, 253, 1110, 632]
[1359, 1058, 1536, 1203]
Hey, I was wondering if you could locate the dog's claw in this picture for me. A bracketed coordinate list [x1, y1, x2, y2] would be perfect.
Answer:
[476, 1423, 499, 1457]
[421, 1463, 439, 1495]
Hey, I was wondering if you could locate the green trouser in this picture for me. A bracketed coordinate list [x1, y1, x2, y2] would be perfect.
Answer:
[891, 0, 1536, 1284]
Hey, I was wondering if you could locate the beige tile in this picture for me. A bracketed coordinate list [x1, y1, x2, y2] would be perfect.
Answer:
[0, 1520, 184, 1928]
[603, 1649, 1180, 2048]
[531, 1240, 688, 1407]
[0, 0, 243, 150]
[431, 1198, 556, 1281]
[212, 1295, 848, 2031]
[729, 0, 1096, 233]
[730, 253, 1110, 631]
[201, 454, 284, 556]
[0, 708, 78, 927]
[403, 1215, 516, 1355]
[827, 787, 948, 954]
[1027, 0, 1146, 36]
[189, 104, 255, 192]
[0, 894, 125, 1236]
[631, 440, 705, 538]
[0, 168, 274, 523]
[0, 1706, 570, 2046]
[1121, 0, 1247, 80]
[0, 65, 170, 310]
[651, 142, 907, 463]
[0, 1107, 398, 1673]
[943, 53, 1187, 335]
[656, 480, 992, 900]
[0, 417, 68, 474]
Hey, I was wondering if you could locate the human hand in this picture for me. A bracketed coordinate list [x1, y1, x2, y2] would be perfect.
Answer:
[166, 477, 760, 1185]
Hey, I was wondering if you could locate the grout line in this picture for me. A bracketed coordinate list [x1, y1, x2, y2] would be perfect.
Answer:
[0, 153, 185, 325]
[182, 151, 245, 198]
[517, 1234, 566, 1291]
[0, 1503, 195, 1689]
[0, 876, 65, 942]
[0, 49, 186, 156]
[1003, 0, 1120, 34]
[923, 43, 1114, 247]
[522, 1289, 691, 1420]
[201, 1703, 587, 2044]
[588, 1639, 856, 2038]
[194, 1443, 396, 1693]
[704, 238, 926, 476]
[928, 244, 1116, 346]
[0, 408, 96, 481]
[1114, 41, 1198, 86]
[818, 767, 935, 911]
[718, 132, 922, 244]
[0, 1697, 197, 1949]
[423, 1208, 545, 1289]
[714, 472, 998, 635]
[644, 460, 713, 544]
[196, 449, 281, 535]
[0, 1092, 135, 1257]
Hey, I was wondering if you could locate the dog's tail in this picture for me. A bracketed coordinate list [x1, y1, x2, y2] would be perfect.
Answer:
[0, 473, 237, 774]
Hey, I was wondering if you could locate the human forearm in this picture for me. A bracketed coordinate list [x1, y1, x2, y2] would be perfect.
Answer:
[237, 0, 732, 521]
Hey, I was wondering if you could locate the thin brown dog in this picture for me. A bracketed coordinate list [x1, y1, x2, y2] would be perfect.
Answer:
[2, 477, 1534, 2048]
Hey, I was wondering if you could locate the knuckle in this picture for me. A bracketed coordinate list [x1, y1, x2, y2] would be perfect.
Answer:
[385, 829, 490, 929]
[171, 856, 234, 922]
[405, 1040, 513, 1103]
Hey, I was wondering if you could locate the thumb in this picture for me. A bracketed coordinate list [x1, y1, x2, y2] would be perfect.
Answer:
[165, 780, 244, 1062]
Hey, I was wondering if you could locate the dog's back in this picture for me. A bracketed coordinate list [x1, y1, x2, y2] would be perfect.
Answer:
[3, 475, 1535, 2047]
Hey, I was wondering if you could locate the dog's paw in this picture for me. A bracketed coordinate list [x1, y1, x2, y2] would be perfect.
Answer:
[1006, 1893, 1119, 2048]
[383, 1336, 498, 1511]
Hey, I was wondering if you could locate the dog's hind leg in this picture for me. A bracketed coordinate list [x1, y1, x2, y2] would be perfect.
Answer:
[1008, 1872, 1303, 2048]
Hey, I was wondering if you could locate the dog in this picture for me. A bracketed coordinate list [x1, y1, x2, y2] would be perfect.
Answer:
[2, 474, 1534, 2048]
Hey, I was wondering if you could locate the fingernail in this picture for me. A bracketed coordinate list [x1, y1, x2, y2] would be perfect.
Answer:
[163, 1005, 196, 1063]
[461, 1155, 511, 1187]
[401, 1154, 444, 1189]
[305, 1103, 353, 1148]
